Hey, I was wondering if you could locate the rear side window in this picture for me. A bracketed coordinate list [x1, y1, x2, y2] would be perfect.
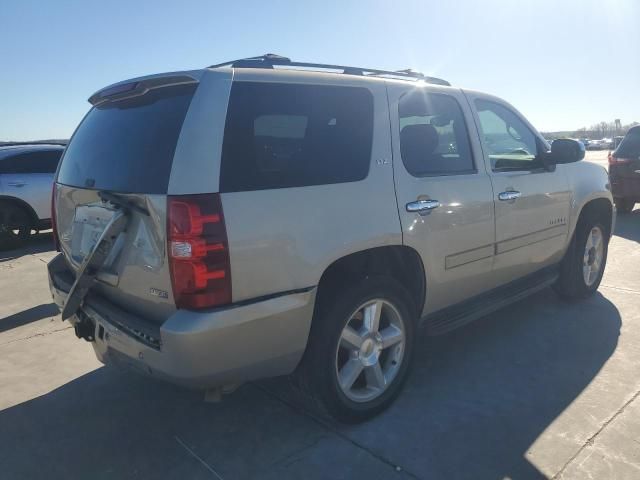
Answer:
[615, 128, 640, 158]
[220, 82, 374, 192]
[58, 83, 196, 194]
[398, 91, 474, 176]
[0, 150, 62, 174]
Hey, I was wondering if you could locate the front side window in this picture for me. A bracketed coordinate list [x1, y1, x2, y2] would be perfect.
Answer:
[474, 99, 542, 172]
[398, 91, 474, 177]
[220, 82, 374, 192]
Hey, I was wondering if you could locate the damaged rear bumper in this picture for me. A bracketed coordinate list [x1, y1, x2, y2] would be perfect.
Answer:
[47, 253, 316, 389]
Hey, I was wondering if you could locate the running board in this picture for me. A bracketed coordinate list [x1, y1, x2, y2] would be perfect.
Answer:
[424, 267, 559, 336]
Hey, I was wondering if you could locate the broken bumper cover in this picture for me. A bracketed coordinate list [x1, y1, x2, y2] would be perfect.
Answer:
[47, 253, 316, 389]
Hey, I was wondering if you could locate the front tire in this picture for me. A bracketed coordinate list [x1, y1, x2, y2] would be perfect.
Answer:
[296, 276, 416, 423]
[554, 217, 609, 300]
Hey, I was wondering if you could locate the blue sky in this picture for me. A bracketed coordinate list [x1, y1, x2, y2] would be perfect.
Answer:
[2, 0, 638, 140]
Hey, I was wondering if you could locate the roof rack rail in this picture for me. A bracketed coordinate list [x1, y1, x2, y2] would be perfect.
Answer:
[207, 54, 451, 86]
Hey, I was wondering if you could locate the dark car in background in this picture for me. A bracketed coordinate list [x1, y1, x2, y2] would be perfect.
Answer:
[586, 139, 605, 150]
[0, 144, 64, 249]
[609, 126, 640, 213]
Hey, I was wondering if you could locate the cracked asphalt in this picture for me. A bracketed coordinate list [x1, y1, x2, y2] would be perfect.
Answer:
[1, 153, 639, 479]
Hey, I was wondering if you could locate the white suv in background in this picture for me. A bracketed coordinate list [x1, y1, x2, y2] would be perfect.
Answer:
[0, 143, 64, 249]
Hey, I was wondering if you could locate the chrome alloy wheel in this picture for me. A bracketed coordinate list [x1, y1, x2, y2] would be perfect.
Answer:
[583, 226, 604, 286]
[335, 299, 406, 403]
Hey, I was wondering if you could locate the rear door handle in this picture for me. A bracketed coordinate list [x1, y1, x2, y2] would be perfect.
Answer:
[8, 181, 26, 187]
[406, 199, 441, 214]
[498, 191, 521, 201]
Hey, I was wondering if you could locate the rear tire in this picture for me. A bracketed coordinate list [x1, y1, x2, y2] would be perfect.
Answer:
[554, 215, 608, 300]
[295, 276, 416, 423]
[0, 203, 32, 250]
[614, 197, 635, 214]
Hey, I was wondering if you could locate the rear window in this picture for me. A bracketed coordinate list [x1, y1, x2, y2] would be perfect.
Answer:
[57, 83, 196, 194]
[0, 149, 62, 174]
[615, 128, 640, 158]
[220, 82, 374, 192]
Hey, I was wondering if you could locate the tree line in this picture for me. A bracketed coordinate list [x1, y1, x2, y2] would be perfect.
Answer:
[572, 121, 639, 139]
[542, 121, 639, 140]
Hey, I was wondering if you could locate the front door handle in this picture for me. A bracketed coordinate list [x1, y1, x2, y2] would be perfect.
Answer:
[406, 199, 441, 214]
[498, 191, 521, 201]
[8, 181, 26, 187]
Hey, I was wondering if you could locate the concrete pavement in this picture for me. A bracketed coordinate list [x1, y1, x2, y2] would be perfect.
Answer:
[1, 207, 639, 479]
[583, 149, 610, 169]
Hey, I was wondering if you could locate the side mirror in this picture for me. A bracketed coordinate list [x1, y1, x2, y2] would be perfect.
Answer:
[549, 138, 585, 164]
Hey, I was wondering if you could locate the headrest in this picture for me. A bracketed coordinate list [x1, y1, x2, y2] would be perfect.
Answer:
[400, 124, 440, 171]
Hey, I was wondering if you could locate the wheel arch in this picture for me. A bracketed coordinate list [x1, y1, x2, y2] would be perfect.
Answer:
[314, 245, 426, 318]
[0, 195, 39, 229]
[575, 197, 614, 239]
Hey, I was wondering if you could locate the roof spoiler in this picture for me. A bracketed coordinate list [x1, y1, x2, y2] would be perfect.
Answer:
[88, 74, 199, 106]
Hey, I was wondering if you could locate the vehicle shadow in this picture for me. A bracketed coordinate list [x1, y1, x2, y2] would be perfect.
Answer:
[0, 289, 621, 480]
[0, 231, 54, 261]
[0, 303, 59, 333]
[324, 288, 622, 479]
[613, 209, 640, 243]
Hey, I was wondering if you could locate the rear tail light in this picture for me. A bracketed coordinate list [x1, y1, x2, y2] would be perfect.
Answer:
[51, 183, 60, 251]
[167, 194, 231, 309]
[609, 154, 631, 165]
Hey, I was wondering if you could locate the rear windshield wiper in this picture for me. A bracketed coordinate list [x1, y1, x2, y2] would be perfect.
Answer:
[98, 191, 150, 216]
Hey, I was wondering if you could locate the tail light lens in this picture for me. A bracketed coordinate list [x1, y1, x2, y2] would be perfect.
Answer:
[609, 154, 631, 165]
[167, 194, 231, 309]
[51, 183, 60, 251]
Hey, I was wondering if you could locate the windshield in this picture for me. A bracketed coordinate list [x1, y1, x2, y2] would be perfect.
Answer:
[57, 83, 196, 194]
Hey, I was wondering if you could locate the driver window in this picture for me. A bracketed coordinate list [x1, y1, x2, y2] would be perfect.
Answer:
[474, 99, 542, 172]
